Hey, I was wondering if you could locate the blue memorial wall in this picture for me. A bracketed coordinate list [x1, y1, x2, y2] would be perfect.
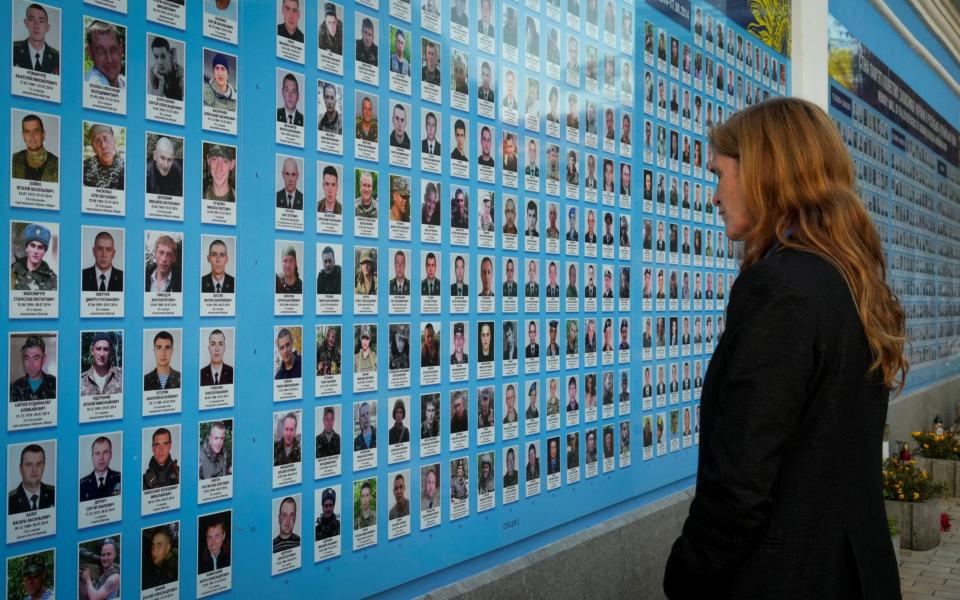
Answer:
[1, 0, 791, 596]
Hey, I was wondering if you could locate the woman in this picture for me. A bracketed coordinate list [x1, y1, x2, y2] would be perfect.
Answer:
[664, 98, 905, 598]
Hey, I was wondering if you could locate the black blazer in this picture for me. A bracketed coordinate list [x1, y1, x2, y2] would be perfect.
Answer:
[13, 40, 59, 74]
[81, 266, 124, 292]
[201, 273, 235, 293]
[664, 248, 898, 599]
[276, 108, 304, 126]
[276, 189, 304, 209]
[145, 264, 182, 293]
[421, 139, 441, 155]
[200, 363, 234, 386]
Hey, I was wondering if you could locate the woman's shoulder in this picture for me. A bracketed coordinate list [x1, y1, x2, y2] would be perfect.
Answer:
[740, 247, 847, 298]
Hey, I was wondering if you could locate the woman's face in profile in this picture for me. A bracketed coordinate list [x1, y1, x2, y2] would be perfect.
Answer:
[711, 153, 752, 240]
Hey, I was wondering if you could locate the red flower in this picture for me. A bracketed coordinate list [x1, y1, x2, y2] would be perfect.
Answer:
[941, 512, 952, 532]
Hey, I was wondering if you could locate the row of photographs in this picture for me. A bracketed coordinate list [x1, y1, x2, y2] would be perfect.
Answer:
[6, 400, 696, 545]
[9, 320, 715, 426]
[5, 393, 685, 598]
[9, 219, 735, 320]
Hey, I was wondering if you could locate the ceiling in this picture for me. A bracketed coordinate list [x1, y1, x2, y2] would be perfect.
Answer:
[907, 0, 960, 71]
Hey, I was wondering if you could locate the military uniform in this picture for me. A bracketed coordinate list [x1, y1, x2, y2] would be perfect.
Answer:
[355, 40, 378, 65]
[79, 468, 121, 501]
[11, 257, 57, 291]
[355, 197, 378, 218]
[316, 514, 341, 540]
[13, 40, 59, 74]
[8, 482, 55, 514]
[9, 372, 56, 402]
[142, 457, 179, 489]
[79, 365, 123, 396]
[274, 439, 301, 466]
[316, 343, 341, 375]
[11, 149, 59, 182]
[82, 155, 125, 190]
[316, 430, 341, 458]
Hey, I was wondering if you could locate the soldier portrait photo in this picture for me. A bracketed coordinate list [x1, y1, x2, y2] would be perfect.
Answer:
[9, 332, 57, 402]
[11, 221, 58, 292]
[8, 440, 56, 515]
[83, 122, 125, 191]
[79, 331, 122, 397]
[142, 426, 180, 490]
[78, 433, 121, 502]
[12, 2, 60, 75]
[11, 110, 59, 184]
[202, 49, 238, 111]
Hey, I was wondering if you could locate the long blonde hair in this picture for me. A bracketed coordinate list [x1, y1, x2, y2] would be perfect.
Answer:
[709, 97, 907, 390]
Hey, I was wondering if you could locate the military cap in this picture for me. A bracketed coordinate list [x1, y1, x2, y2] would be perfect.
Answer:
[23, 223, 51, 249]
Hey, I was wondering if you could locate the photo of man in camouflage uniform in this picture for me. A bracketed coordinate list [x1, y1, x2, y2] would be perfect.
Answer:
[11, 223, 57, 291]
[10, 335, 56, 402]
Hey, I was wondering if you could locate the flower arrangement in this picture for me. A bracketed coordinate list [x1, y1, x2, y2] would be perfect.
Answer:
[911, 431, 960, 460]
[882, 456, 945, 503]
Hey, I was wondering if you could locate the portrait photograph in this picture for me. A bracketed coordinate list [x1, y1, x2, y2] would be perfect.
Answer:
[270, 494, 301, 574]
[6, 438, 57, 542]
[11, 1, 61, 101]
[354, 12, 380, 85]
[8, 548, 55, 600]
[201, 48, 238, 134]
[317, 80, 344, 154]
[76, 331, 123, 425]
[317, 161, 344, 234]
[146, 33, 185, 124]
[77, 534, 121, 597]
[274, 240, 304, 316]
[83, 17, 127, 114]
[143, 230, 183, 316]
[197, 509, 232, 596]
[276, 0, 305, 63]
[201, 142, 237, 221]
[388, 25, 412, 94]
[275, 154, 305, 231]
[9, 220, 59, 318]
[276, 69, 306, 147]
[318, 1, 344, 75]
[82, 121, 126, 215]
[198, 327, 235, 407]
[77, 432, 122, 527]
[203, 0, 238, 43]
[354, 91, 379, 161]
[8, 331, 57, 430]
[141, 521, 179, 593]
[314, 484, 342, 561]
[10, 109, 60, 210]
[142, 329, 183, 415]
[145, 133, 184, 217]
[420, 36, 442, 102]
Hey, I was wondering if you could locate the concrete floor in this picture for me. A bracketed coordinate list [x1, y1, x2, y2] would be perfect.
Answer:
[900, 498, 960, 599]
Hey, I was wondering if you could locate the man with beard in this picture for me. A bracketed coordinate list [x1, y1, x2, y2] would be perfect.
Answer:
[421, 466, 439, 510]
[12, 114, 58, 183]
[199, 421, 230, 479]
[316, 327, 341, 375]
[149, 36, 184, 100]
[146, 136, 183, 196]
[389, 326, 409, 371]
[200, 329, 233, 386]
[274, 413, 301, 466]
[80, 332, 123, 396]
[315, 488, 341, 540]
[420, 323, 439, 367]
[143, 428, 179, 489]
[84, 124, 124, 190]
[450, 390, 468, 433]
[316, 407, 341, 458]
[203, 52, 237, 111]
